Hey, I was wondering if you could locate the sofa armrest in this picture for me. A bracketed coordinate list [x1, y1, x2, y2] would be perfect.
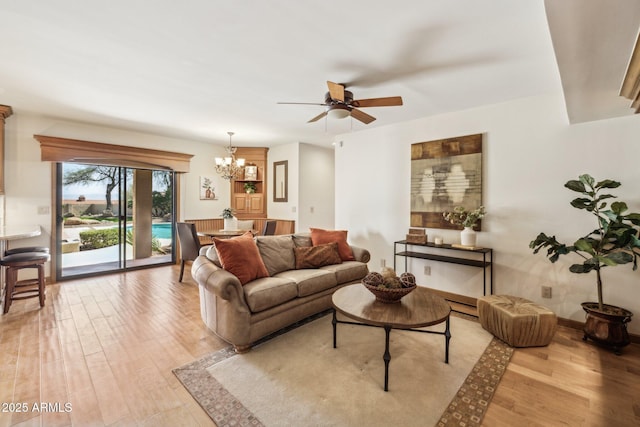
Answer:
[192, 255, 248, 309]
[198, 244, 213, 256]
[350, 246, 370, 263]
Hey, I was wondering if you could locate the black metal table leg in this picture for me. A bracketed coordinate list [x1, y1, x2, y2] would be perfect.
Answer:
[332, 309, 337, 348]
[383, 325, 391, 392]
[444, 317, 451, 364]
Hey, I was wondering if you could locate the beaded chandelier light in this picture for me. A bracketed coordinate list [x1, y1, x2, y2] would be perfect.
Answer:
[214, 132, 245, 180]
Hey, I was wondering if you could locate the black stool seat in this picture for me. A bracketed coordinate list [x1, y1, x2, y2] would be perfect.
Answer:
[5, 246, 50, 256]
[1, 251, 50, 314]
[1, 252, 50, 265]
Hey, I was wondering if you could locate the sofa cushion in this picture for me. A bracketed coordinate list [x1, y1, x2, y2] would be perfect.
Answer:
[275, 269, 337, 297]
[256, 235, 296, 276]
[320, 261, 369, 284]
[292, 233, 312, 248]
[243, 277, 298, 312]
[310, 228, 355, 261]
[214, 232, 269, 285]
[237, 220, 254, 230]
[294, 242, 342, 269]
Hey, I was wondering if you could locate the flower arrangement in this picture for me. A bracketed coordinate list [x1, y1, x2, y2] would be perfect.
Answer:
[443, 205, 486, 228]
[221, 208, 235, 219]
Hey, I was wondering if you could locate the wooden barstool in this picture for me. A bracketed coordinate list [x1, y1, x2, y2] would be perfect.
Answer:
[1, 251, 50, 314]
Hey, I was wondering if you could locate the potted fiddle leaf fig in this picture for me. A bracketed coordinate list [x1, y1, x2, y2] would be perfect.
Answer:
[530, 174, 640, 354]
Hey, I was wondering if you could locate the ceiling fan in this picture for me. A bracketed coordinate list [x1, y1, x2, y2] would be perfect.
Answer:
[278, 81, 403, 124]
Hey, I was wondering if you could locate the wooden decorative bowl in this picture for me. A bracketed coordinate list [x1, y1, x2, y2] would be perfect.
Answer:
[363, 283, 417, 304]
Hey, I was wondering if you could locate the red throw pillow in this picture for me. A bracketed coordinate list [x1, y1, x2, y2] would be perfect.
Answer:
[309, 228, 355, 261]
[213, 231, 269, 285]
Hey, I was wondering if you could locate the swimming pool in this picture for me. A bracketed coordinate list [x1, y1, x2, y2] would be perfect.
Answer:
[126, 223, 173, 239]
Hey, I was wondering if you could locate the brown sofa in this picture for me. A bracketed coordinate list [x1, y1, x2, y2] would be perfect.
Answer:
[192, 233, 370, 352]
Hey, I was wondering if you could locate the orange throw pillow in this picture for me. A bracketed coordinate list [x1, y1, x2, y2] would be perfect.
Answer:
[309, 228, 355, 261]
[213, 231, 269, 285]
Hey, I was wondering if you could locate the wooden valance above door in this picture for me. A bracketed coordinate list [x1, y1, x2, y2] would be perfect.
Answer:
[35, 135, 193, 172]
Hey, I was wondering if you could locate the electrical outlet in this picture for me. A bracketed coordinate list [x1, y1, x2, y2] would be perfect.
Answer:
[424, 265, 431, 276]
[541, 286, 552, 299]
[380, 259, 386, 268]
[37, 206, 50, 215]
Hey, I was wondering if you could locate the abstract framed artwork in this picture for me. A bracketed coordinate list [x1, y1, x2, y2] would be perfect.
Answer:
[410, 133, 483, 230]
[200, 175, 217, 200]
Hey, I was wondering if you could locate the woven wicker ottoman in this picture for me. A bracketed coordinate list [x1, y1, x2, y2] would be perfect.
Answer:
[477, 295, 557, 347]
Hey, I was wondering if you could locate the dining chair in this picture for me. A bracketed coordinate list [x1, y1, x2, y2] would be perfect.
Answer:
[261, 220, 277, 236]
[176, 222, 205, 282]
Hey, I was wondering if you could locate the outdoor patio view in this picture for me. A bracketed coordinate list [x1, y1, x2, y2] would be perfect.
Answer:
[58, 163, 175, 278]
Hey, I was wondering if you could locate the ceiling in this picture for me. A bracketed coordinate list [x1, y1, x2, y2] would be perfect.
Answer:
[0, 1, 638, 147]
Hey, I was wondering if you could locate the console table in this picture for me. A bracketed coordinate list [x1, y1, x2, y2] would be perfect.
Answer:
[393, 240, 493, 299]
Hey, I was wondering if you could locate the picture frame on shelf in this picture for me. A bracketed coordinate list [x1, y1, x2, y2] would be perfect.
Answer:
[244, 165, 258, 181]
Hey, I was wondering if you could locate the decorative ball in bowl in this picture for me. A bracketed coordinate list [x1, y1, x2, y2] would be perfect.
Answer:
[362, 270, 417, 303]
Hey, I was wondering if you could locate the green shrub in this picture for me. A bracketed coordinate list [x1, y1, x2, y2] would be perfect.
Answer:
[125, 230, 167, 254]
[79, 228, 119, 250]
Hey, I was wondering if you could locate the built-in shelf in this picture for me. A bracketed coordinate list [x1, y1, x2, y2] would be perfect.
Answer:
[231, 147, 268, 219]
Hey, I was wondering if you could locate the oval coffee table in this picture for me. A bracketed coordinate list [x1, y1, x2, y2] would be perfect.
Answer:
[332, 284, 451, 391]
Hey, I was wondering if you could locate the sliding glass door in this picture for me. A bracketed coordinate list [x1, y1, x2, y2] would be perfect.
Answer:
[56, 163, 175, 280]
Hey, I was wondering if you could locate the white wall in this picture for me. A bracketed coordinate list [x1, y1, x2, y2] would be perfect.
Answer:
[3, 112, 231, 273]
[266, 142, 334, 232]
[298, 143, 334, 232]
[335, 93, 640, 334]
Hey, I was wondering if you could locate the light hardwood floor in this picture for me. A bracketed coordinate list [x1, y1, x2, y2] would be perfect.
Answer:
[0, 266, 225, 427]
[1, 265, 638, 426]
[484, 320, 640, 426]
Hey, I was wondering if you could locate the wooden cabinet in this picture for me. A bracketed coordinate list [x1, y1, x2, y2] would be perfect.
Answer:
[233, 193, 264, 215]
[231, 147, 268, 219]
[0, 105, 13, 195]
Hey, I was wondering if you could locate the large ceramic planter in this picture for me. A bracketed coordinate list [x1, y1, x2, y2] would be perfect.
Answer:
[581, 302, 633, 355]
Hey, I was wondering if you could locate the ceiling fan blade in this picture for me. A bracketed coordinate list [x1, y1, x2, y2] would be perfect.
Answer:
[278, 102, 326, 106]
[307, 111, 328, 123]
[327, 81, 345, 102]
[353, 96, 403, 108]
[350, 108, 376, 124]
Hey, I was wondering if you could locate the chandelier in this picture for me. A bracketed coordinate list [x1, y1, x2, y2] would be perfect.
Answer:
[215, 132, 245, 180]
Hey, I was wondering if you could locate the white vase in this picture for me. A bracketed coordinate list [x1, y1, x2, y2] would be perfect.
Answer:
[223, 217, 238, 231]
[460, 227, 476, 247]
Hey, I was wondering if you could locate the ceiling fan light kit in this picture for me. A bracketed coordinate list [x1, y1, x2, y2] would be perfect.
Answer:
[328, 104, 351, 119]
[279, 81, 403, 125]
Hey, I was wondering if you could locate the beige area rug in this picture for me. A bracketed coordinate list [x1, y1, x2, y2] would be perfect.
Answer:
[174, 313, 514, 427]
